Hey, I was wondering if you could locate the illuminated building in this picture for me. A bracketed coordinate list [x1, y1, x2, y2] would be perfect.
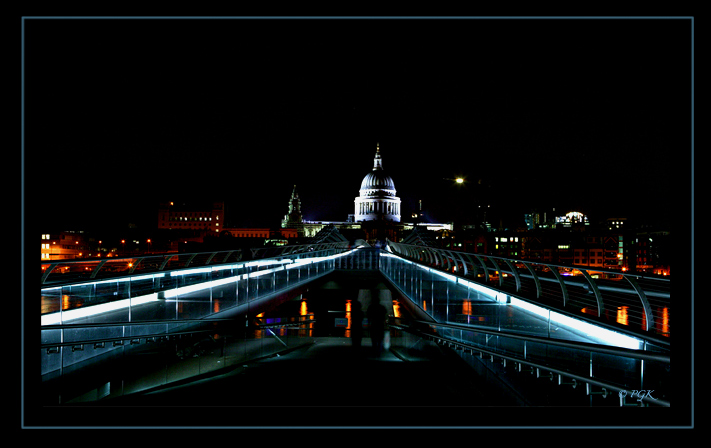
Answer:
[157, 201, 225, 233]
[606, 217, 627, 230]
[555, 211, 589, 227]
[493, 235, 522, 258]
[281, 185, 304, 230]
[218, 227, 299, 246]
[633, 230, 670, 275]
[354, 143, 401, 223]
[40, 231, 89, 260]
[270, 144, 454, 244]
[280, 185, 322, 237]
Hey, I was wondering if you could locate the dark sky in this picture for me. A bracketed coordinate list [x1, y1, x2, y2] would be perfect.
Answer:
[24, 17, 691, 232]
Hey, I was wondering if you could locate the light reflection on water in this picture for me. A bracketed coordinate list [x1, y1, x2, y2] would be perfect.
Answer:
[254, 295, 404, 338]
[582, 305, 670, 337]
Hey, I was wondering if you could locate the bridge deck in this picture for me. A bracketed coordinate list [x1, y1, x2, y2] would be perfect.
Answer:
[106, 336, 524, 427]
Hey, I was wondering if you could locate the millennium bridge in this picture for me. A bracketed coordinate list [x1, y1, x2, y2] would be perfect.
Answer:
[35, 234, 671, 427]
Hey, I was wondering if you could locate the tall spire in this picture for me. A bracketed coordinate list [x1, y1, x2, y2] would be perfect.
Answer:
[282, 185, 303, 228]
[373, 142, 383, 170]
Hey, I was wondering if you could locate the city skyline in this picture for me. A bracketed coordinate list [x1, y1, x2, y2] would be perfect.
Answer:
[25, 17, 691, 232]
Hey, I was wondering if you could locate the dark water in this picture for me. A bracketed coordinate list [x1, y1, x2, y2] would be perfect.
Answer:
[255, 292, 405, 338]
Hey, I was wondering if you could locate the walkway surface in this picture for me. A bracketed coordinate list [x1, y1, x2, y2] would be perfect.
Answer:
[106, 336, 521, 427]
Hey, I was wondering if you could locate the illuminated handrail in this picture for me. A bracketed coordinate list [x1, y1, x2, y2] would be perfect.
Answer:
[386, 240, 670, 337]
[403, 319, 669, 363]
[41, 244, 365, 326]
[41, 316, 315, 351]
[40, 242, 352, 286]
[391, 319, 670, 407]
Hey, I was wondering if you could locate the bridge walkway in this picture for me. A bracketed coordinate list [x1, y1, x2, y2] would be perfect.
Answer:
[105, 336, 523, 427]
[35, 244, 672, 428]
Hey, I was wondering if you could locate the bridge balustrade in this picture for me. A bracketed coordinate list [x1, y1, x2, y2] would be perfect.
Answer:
[381, 247, 671, 406]
[41, 243, 352, 326]
[38, 244, 671, 406]
[386, 241, 670, 339]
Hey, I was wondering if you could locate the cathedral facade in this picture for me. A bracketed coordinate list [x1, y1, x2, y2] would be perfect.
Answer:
[280, 144, 449, 243]
[353, 143, 401, 223]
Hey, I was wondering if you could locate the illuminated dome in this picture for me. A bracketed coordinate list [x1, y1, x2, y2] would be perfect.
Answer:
[354, 144, 401, 222]
[360, 170, 396, 191]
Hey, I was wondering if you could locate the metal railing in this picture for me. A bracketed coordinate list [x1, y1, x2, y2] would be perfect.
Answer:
[41, 316, 317, 404]
[387, 240, 671, 339]
[41, 242, 352, 286]
[390, 318, 670, 406]
[41, 244, 358, 326]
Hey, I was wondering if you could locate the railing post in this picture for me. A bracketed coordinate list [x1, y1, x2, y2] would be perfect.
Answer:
[488, 257, 504, 288]
[503, 259, 521, 292]
[547, 265, 569, 308]
[522, 262, 542, 299]
[90, 259, 108, 279]
[580, 269, 605, 317]
[128, 258, 144, 274]
[455, 251, 468, 276]
[473, 255, 489, 283]
[624, 275, 655, 331]
[463, 253, 477, 278]
[41, 263, 58, 285]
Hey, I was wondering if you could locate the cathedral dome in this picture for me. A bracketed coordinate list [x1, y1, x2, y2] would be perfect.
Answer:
[360, 170, 396, 191]
[359, 143, 396, 193]
[354, 143, 401, 223]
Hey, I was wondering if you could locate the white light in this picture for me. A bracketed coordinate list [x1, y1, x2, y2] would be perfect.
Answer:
[508, 297, 641, 349]
[550, 311, 642, 350]
[41, 248, 378, 326]
[458, 277, 497, 298]
[41, 293, 160, 326]
[385, 251, 642, 350]
[510, 296, 550, 319]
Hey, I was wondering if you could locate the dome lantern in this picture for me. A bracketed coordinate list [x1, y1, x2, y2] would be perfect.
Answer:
[373, 142, 383, 170]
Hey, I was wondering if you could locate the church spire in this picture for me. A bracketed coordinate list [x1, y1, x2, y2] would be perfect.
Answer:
[282, 185, 303, 228]
[373, 142, 383, 170]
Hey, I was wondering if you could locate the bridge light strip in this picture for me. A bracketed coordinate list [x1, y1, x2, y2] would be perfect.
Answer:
[41, 249, 361, 326]
[383, 252, 642, 350]
[41, 294, 160, 326]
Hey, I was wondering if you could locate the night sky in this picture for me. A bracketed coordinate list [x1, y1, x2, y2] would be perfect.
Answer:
[24, 17, 691, 232]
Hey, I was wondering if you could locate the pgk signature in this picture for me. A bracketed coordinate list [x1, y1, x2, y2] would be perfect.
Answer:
[618, 389, 656, 401]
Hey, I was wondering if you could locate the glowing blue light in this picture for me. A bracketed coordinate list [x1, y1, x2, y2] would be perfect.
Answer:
[41, 293, 160, 326]
[41, 249, 359, 325]
[384, 252, 642, 350]
[549, 310, 642, 350]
